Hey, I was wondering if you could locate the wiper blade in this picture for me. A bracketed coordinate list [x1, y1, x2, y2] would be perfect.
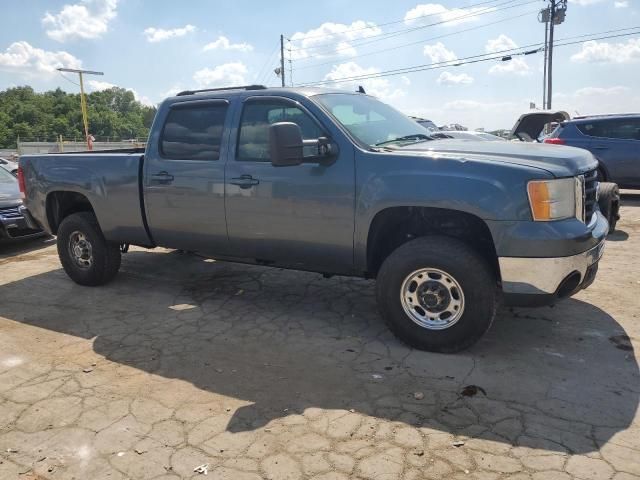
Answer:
[374, 134, 433, 146]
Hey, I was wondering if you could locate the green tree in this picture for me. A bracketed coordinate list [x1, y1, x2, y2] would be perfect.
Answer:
[0, 85, 157, 148]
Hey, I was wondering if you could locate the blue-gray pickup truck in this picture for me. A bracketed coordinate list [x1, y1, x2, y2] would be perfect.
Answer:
[19, 85, 608, 352]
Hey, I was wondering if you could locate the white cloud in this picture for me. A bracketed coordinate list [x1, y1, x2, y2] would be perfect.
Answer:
[143, 24, 196, 43]
[193, 62, 248, 88]
[43, 0, 118, 42]
[87, 79, 154, 106]
[554, 85, 639, 116]
[571, 38, 640, 64]
[614, 0, 629, 6]
[289, 21, 382, 60]
[485, 34, 530, 75]
[203, 36, 253, 52]
[437, 71, 473, 85]
[485, 33, 518, 52]
[401, 76, 411, 86]
[404, 3, 495, 27]
[323, 62, 405, 101]
[423, 42, 457, 63]
[0, 41, 82, 75]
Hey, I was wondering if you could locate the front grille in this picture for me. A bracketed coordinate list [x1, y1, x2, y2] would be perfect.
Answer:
[583, 169, 598, 223]
[0, 206, 22, 220]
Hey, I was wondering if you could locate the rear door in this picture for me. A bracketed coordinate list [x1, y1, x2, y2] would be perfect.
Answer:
[581, 118, 640, 187]
[224, 96, 355, 274]
[143, 99, 232, 253]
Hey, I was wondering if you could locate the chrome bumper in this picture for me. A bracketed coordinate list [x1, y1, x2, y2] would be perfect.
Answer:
[499, 240, 605, 295]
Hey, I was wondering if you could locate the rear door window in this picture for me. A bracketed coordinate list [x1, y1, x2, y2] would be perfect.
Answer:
[578, 119, 640, 140]
[161, 103, 229, 160]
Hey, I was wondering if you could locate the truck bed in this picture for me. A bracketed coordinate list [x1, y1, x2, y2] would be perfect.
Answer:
[20, 152, 152, 246]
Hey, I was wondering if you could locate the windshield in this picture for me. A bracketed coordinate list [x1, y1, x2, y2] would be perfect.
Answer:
[314, 93, 431, 148]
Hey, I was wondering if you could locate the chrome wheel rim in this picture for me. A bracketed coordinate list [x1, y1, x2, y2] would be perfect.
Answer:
[68, 231, 93, 269]
[400, 268, 465, 330]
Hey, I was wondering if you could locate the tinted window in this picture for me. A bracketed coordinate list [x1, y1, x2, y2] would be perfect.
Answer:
[161, 103, 228, 160]
[577, 119, 640, 140]
[237, 101, 322, 162]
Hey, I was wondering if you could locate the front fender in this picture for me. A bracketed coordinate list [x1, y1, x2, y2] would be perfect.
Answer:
[353, 150, 549, 272]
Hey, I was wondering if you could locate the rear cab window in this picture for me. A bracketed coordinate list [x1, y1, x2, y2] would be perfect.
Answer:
[160, 102, 229, 160]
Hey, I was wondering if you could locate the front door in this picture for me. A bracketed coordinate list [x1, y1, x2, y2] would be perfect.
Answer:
[144, 99, 231, 253]
[224, 96, 355, 274]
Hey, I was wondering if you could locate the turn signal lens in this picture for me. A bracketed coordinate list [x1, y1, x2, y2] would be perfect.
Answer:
[527, 178, 576, 221]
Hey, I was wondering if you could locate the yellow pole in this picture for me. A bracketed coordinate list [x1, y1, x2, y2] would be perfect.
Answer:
[78, 72, 91, 150]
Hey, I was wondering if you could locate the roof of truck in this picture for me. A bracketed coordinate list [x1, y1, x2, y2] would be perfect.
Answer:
[165, 85, 360, 102]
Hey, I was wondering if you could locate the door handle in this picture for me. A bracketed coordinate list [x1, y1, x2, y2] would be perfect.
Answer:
[593, 145, 609, 150]
[150, 171, 174, 184]
[230, 174, 260, 189]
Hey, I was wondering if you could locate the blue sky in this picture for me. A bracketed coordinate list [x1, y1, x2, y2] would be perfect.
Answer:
[0, 0, 638, 129]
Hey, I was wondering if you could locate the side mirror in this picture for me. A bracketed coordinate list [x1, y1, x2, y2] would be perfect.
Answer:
[269, 122, 337, 167]
[269, 122, 304, 167]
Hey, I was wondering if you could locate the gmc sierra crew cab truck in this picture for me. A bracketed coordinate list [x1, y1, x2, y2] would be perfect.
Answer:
[19, 85, 608, 352]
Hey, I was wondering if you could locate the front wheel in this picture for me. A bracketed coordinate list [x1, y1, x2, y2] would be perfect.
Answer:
[57, 212, 121, 286]
[376, 236, 497, 353]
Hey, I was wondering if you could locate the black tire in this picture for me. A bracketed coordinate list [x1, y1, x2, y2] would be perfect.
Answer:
[598, 182, 620, 233]
[376, 236, 497, 353]
[57, 212, 121, 286]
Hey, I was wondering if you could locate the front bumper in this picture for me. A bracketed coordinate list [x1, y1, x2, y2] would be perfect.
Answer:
[499, 212, 607, 306]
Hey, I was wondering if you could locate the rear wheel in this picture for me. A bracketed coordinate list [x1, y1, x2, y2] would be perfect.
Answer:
[598, 182, 620, 233]
[376, 236, 497, 353]
[57, 212, 121, 286]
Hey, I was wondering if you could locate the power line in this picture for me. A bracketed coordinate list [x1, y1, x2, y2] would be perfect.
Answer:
[287, 0, 506, 43]
[58, 71, 80, 87]
[254, 42, 282, 85]
[298, 29, 640, 86]
[289, 0, 537, 57]
[293, 9, 538, 72]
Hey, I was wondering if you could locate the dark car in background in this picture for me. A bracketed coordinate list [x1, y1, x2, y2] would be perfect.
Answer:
[0, 167, 44, 241]
[543, 114, 640, 189]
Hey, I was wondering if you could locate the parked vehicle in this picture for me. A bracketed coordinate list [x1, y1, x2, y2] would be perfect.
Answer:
[433, 130, 506, 141]
[544, 113, 640, 189]
[511, 111, 628, 232]
[0, 157, 18, 175]
[0, 167, 44, 240]
[19, 86, 608, 352]
[410, 116, 439, 132]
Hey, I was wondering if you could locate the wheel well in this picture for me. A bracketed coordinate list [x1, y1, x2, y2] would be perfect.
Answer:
[46, 191, 95, 234]
[367, 207, 499, 278]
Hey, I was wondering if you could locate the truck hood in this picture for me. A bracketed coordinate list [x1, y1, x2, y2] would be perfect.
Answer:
[393, 139, 597, 178]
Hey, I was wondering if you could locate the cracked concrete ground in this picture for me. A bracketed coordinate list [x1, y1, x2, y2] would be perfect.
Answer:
[0, 195, 639, 480]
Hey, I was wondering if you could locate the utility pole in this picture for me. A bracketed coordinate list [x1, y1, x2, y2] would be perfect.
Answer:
[280, 34, 286, 87]
[540, 7, 549, 108]
[544, 0, 567, 110]
[546, 0, 555, 110]
[57, 67, 104, 150]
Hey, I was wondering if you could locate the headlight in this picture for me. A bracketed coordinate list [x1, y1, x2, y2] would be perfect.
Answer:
[527, 178, 577, 221]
